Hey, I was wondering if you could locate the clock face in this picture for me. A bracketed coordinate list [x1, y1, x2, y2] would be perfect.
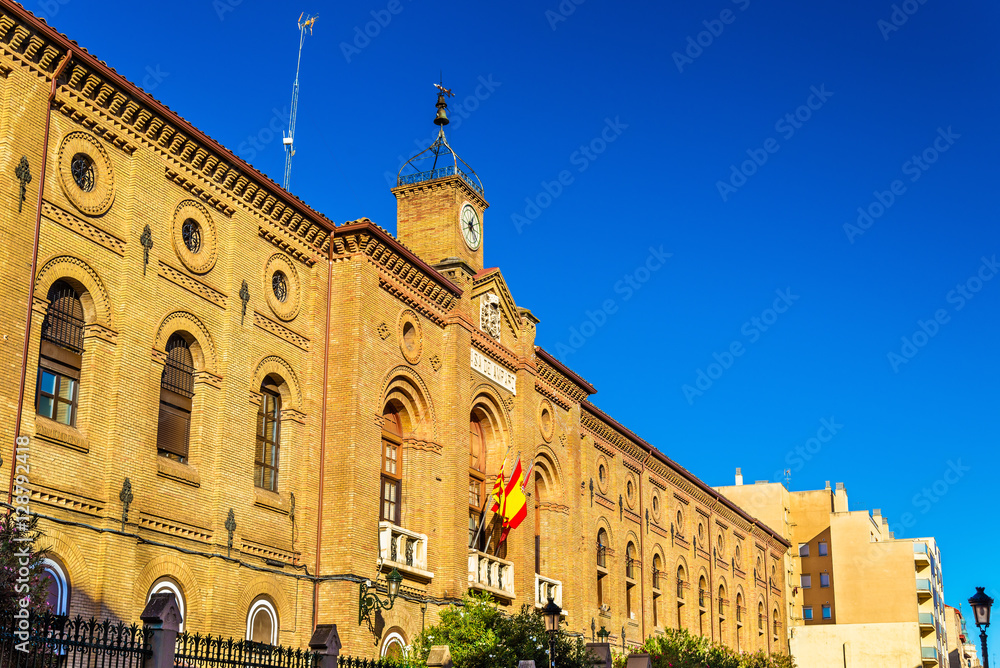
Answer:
[460, 204, 482, 250]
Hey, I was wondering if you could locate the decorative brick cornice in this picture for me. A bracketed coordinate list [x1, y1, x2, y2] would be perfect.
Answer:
[42, 201, 126, 255]
[253, 311, 310, 351]
[158, 261, 228, 309]
[534, 349, 594, 402]
[165, 167, 235, 217]
[534, 380, 571, 411]
[471, 334, 518, 370]
[29, 484, 103, 517]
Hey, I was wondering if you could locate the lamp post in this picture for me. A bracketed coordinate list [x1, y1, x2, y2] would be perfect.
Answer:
[542, 596, 562, 668]
[597, 625, 610, 643]
[969, 587, 994, 668]
[358, 566, 403, 643]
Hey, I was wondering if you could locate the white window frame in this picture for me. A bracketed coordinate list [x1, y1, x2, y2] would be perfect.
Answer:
[42, 558, 69, 616]
[246, 598, 279, 645]
[800, 574, 811, 589]
[148, 579, 185, 632]
[381, 631, 407, 659]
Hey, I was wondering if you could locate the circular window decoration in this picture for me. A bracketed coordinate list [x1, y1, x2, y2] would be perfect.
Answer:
[172, 200, 218, 274]
[625, 475, 636, 509]
[676, 509, 684, 532]
[263, 254, 301, 321]
[57, 132, 115, 216]
[651, 492, 660, 520]
[735, 543, 742, 566]
[698, 522, 705, 542]
[397, 310, 422, 364]
[717, 532, 725, 556]
[537, 400, 554, 443]
[596, 455, 609, 494]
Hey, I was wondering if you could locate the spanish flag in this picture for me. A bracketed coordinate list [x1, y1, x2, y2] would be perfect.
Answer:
[490, 458, 506, 515]
[499, 459, 528, 542]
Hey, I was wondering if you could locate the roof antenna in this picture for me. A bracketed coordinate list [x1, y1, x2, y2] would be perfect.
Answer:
[282, 12, 317, 192]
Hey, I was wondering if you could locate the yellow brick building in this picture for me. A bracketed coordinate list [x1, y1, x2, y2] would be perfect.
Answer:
[0, 3, 789, 658]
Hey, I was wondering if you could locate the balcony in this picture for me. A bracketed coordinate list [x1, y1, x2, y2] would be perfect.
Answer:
[920, 646, 938, 664]
[914, 542, 931, 567]
[535, 574, 563, 611]
[919, 613, 935, 634]
[469, 549, 515, 600]
[379, 522, 432, 581]
[916, 579, 933, 600]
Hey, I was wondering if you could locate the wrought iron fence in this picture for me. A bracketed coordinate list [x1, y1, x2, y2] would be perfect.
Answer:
[0, 612, 150, 668]
[337, 656, 405, 668]
[397, 166, 484, 197]
[174, 633, 322, 667]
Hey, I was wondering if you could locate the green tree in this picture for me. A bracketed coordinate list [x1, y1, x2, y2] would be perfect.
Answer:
[0, 510, 52, 618]
[611, 629, 794, 668]
[410, 592, 594, 668]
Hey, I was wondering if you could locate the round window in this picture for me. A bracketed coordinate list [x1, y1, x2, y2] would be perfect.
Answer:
[698, 523, 705, 542]
[652, 494, 659, 514]
[540, 407, 552, 433]
[272, 271, 289, 303]
[598, 463, 607, 486]
[402, 321, 416, 351]
[70, 153, 96, 192]
[627, 479, 634, 499]
[676, 509, 683, 530]
[182, 219, 202, 254]
[718, 532, 725, 554]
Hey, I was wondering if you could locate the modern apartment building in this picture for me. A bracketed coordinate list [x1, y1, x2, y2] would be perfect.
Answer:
[716, 475, 951, 667]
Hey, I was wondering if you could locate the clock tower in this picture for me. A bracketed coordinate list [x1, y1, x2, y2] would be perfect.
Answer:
[392, 87, 489, 273]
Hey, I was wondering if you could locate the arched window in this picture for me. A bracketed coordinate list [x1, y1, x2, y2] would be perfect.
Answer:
[468, 412, 487, 550]
[381, 631, 406, 661]
[148, 578, 186, 632]
[773, 607, 780, 639]
[596, 528, 609, 610]
[157, 334, 194, 462]
[718, 584, 727, 641]
[381, 406, 403, 525]
[676, 564, 686, 631]
[36, 281, 84, 426]
[256, 376, 281, 491]
[40, 558, 69, 615]
[625, 541, 637, 619]
[651, 554, 662, 627]
[246, 597, 278, 645]
[698, 574, 708, 635]
[735, 591, 744, 651]
[758, 601, 765, 635]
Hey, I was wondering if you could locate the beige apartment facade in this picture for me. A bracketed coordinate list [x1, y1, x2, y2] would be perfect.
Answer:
[0, 2, 792, 659]
[716, 476, 951, 667]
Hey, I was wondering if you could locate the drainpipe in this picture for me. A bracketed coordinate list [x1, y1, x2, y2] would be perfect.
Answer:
[9, 50, 73, 502]
[312, 241, 334, 629]
[637, 452, 650, 644]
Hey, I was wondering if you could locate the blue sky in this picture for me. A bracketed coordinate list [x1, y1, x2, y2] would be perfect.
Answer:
[42, 0, 999, 642]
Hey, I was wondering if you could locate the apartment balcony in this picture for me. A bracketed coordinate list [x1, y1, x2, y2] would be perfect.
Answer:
[469, 549, 515, 600]
[920, 646, 938, 665]
[916, 579, 933, 601]
[379, 522, 433, 581]
[535, 574, 563, 612]
[914, 542, 931, 568]
[918, 613, 935, 635]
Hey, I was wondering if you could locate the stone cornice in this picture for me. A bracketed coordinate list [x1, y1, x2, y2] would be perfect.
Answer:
[0, 4, 334, 257]
[535, 356, 592, 405]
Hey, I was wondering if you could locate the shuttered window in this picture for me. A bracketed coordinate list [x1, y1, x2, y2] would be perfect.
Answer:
[255, 379, 281, 491]
[380, 408, 402, 524]
[157, 335, 194, 462]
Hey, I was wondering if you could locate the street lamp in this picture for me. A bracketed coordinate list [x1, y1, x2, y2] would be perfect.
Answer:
[597, 626, 610, 643]
[969, 587, 994, 668]
[542, 596, 562, 668]
[358, 566, 403, 643]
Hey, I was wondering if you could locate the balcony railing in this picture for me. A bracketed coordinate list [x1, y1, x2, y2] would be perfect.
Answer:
[379, 522, 432, 580]
[919, 613, 935, 626]
[652, 568, 660, 591]
[921, 646, 938, 660]
[469, 549, 515, 599]
[626, 556, 635, 580]
[535, 574, 563, 610]
[916, 579, 932, 595]
[698, 588, 706, 608]
[397, 165, 485, 197]
[676, 579, 686, 600]
[597, 541, 607, 568]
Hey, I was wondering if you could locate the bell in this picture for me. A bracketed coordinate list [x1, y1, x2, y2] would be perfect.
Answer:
[434, 106, 450, 127]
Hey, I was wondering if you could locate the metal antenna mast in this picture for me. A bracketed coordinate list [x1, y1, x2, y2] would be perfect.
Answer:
[283, 13, 316, 191]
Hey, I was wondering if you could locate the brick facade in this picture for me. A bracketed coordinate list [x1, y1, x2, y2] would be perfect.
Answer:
[0, 2, 789, 659]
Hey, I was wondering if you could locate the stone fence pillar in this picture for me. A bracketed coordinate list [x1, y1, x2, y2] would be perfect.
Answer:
[586, 642, 612, 668]
[427, 644, 453, 668]
[308, 624, 342, 668]
[140, 592, 181, 668]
